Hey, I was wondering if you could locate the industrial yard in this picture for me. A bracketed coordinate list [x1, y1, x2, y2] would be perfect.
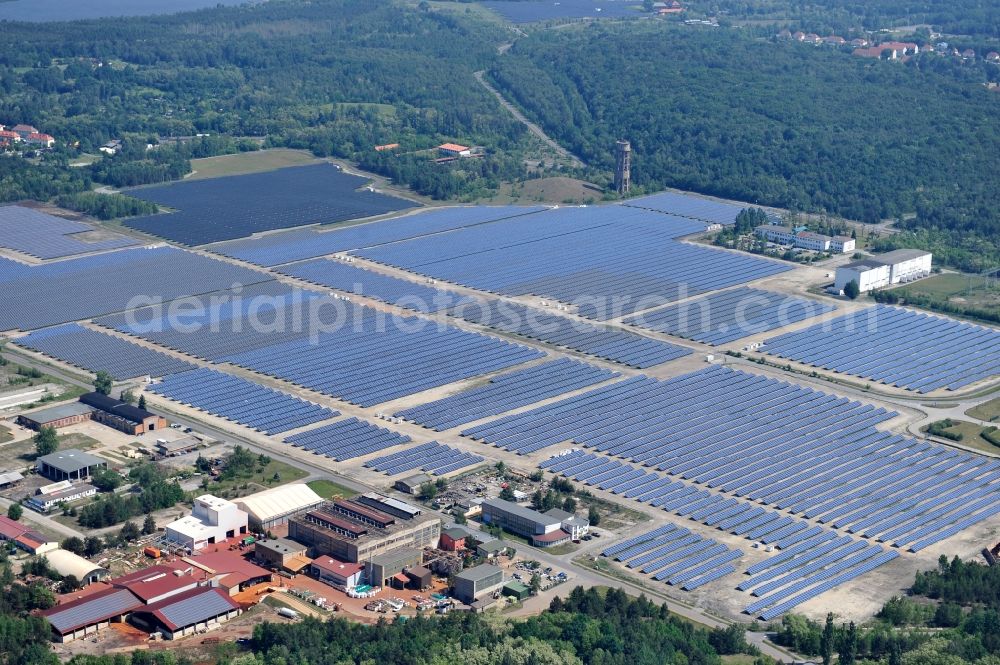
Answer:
[1, 164, 999, 653]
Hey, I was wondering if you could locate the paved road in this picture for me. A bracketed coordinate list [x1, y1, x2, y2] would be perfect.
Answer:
[474, 70, 585, 169]
[0, 496, 84, 540]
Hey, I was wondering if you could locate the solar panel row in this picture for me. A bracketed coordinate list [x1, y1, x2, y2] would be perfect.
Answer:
[549, 449, 894, 617]
[0, 205, 139, 259]
[0, 246, 272, 331]
[14, 323, 196, 380]
[148, 368, 337, 434]
[125, 164, 416, 245]
[278, 259, 470, 313]
[599, 524, 742, 592]
[97, 282, 328, 362]
[762, 305, 1000, 392]
[473, 366, 1000, 549]
[364, 441, 485, 476]
[208, 206, 547, 267]
[221, 308, 545, 407]
[395, 358, 619, 431]
[354, 206, 789, 320]
[286, 417, 410, 461]
[625, 287, 835, 345]
[448, 299, 691, 368]
[622, 192, 747, 226]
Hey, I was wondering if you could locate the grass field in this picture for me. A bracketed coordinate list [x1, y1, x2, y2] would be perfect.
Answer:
[923, 419, 999, 454]
[186, 148, 320, 181]
[56, 433, 101, 449]
[892, 272, 1000, 322]
[0, 425, 11, 444]
[306, 478, 356, 500]
[490, 177, 603, 205]
[968, 397, 1000, 423]
[211, 460, 309, 495]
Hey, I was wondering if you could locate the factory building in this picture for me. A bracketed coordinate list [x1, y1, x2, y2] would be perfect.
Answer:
[253, 538, 312, 573]
[80, 392, 167, 435]
[453, 564, 504, 605]
[364, 548, 423, 588]
[164, 495, 248, 552]
[235, 483, 324, 531]
[17, 402, 94, 431]
[35, 449, 107, 482]
[834, 249, 933, 293]
[481, 498, 588, 547]
[41, 588, 143, 643]
[311, 556, 364, 590]
[288, 499, 440, 563]
[129, 587, 241, 640]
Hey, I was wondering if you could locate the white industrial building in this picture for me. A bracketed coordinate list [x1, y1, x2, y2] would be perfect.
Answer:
[834, 249, 932, 293]
[235, 483, 324, 531]
[164, 495, 248, 552]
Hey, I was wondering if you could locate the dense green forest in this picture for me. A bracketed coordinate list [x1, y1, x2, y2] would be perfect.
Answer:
[682, 0, 1000, 40]
[774, 555, 1000, 665]
[488, 23, 1000, 271]
[0, 0, 531, 202]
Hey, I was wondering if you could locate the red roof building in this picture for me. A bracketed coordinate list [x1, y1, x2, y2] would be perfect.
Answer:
[182, 551, 272, 594]
[0, 130, 19, 142]
[438, 143, 471, 156]
[26, 132, 55, 147]
[129, 587, 241, 640]
[987, 51, 1000, 62]
[11, 124, 37, 137]
[110, 565, 202, 604]
[311, 555, 364, 589]
[39, 587, 143, 643]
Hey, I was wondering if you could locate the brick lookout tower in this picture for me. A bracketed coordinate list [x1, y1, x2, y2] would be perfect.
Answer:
[614, 139, 631, 195]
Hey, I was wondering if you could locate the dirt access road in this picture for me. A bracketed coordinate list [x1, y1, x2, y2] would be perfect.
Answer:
[474, 70, 585, 169]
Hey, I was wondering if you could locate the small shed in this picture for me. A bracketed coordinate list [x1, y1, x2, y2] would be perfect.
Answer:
[503, 581, 531, 600]
[394, 473, 432, 495]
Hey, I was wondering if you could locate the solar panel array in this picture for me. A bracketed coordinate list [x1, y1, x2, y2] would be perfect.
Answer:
[0, 205, 139, 259]
[148, 368, 337, 434]
[449, 299, 691, 368]
[365, 441, 485, 476]
[626, 288, 834, 345]
[209, 206, 546, 267]
[14, 323, 196, 380]
[0, 246, 272, 331]
[43, 589, 142, 634]
[544, 449, 897, 617]
[472, 366, 1000, 551]
[97, 281, 327, 361]
[395, 358, 619, 431]
[601, 525, 742, 591]
[286, 417, 410, 461]
[124, 164, 416, 245]
[155, 590, 236, 630]
[354, 205, 790, 319]
[762, 305, 1000, 392]
[278, 259, 469, 313]
[222, 308, 544, 407]
[622, 192, 747, 226]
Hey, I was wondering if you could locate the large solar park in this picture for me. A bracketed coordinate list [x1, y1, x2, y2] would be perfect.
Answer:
[3, 165, 999, 623]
